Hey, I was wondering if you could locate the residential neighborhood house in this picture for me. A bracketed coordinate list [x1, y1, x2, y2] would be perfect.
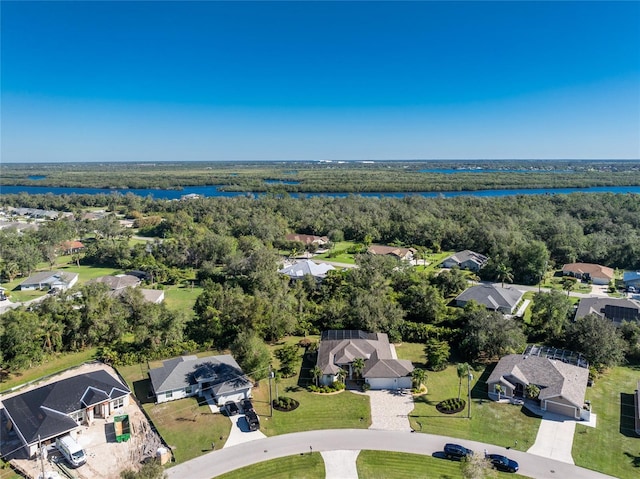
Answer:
[148, 355, 252, 406]
[0, 370, 130, 458]
[91, 274, 165, 303]
[57, 240, 85, 255]
[623, 271, 640, 291]
[575, 297, 640, 326]
[278, 259, 335, 281]
[367, 244, 416, 261]
[316, 330, 414, 390]
[285, 233, 329, 247]
[487, 350, 589, 420]
[562, 262, 614, 285]
[441, 250, 489, 271]
[18, 271, 79, 291]
[455, 284, 524, 314]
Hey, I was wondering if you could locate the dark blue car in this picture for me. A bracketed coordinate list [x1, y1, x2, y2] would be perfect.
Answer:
[487, 454, 519, 473]
[444, 443, 474, 461]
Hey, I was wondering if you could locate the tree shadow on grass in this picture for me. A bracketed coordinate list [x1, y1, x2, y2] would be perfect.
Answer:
[623, 451, 640, 468]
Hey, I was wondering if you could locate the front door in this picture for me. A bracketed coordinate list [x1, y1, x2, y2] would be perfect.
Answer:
[514, 383, 524, 398]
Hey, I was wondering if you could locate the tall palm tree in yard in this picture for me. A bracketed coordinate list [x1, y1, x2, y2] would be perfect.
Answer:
[411, 368, 427, 389]
[311, 366, 322, 387]
[457, 363, 471, 400]
[497, 263, 513, 288]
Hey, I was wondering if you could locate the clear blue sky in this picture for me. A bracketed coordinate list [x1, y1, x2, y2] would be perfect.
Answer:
[2, 1, 639, 162]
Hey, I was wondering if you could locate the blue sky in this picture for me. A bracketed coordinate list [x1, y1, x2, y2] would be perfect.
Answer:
[2, 1, 639, 162]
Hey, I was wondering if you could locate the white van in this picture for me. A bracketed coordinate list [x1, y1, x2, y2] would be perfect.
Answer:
[55, 435, 86, 467]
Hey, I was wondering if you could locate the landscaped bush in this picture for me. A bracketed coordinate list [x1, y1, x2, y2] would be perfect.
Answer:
[436, 398, 466, 414]
[361, 382, 371, 392]
[273, 396, 300, 412]
[308, 381, 346, 394]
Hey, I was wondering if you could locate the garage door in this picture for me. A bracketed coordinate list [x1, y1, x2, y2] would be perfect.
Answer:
[217, 391, 248, 405]
[366, 378, 397, 390]
[545, 400, 577, 418]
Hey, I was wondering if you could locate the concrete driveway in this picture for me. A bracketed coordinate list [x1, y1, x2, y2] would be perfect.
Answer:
[366, 389, 414, 431]
[223, 414, 267, 448]
[527, 412, 578, 464]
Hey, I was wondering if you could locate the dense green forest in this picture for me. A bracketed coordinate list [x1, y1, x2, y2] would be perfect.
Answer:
[0, 192, 638, 377]
[2, 160, 640, 192]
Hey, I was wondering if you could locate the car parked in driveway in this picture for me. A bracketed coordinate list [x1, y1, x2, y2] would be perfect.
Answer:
[444, 443, 474, 461]
[225, 401, 239, 416]
[241, 398, 254, 412]
[245, 409, 260, 431]
[487, 454, 519, 473]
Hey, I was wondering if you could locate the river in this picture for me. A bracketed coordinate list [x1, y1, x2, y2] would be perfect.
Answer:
[1, 184, 640, 200]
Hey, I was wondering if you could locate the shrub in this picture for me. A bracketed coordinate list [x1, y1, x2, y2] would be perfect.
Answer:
[362, 382, 371, 392]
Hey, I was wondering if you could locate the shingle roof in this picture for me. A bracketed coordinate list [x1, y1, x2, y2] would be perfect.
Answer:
[456, 284, 523, 312]
[285, 234, 329, 245]
[575, 297, 640, 325]
[367, 244, 416, 259]
[562, 263, 614, 281]
[148, 355, 251, 397]
[92, 274, 140, 290]
[1, 370, 130, 445]
[444, 250, 488, 267]
[316, 330, 413, 379]
[19, 271, 78, 288]
[487, 354, 588, 408]
[278, 260, 335, 279]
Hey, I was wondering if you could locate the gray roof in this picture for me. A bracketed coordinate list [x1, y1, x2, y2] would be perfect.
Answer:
[19, 271, 78, 288]
[316, 330, 413, 378]
[444, 250, 488, 267]
[487, 354, 588, 408]
[278, 259, 335, 279]
[148, 355, 251, 397]
[93, 274, 141, 290]
[575, 297, 640, 325]
[456, 284, 523, 312]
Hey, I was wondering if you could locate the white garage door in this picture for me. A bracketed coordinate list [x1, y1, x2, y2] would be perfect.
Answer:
[366, 378, 411, 390]
[217, 391, 248, 405]
[545, 400, 577, 418]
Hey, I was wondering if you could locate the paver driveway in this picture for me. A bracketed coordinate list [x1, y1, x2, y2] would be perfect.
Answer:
[366, 389, 414, 431]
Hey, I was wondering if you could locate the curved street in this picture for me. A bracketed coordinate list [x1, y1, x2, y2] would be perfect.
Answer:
[165, 429, 615, 479]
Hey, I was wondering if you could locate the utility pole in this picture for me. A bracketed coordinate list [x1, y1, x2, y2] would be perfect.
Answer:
[467, 365, 473, 419]
[268, 364, 273, 417]
[38, 434, 46, 479]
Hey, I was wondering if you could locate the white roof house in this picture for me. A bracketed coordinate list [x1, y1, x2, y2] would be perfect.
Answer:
[278, 259, 335, 280]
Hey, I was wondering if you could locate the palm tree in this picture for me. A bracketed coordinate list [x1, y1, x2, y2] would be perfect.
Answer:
[526, 383, 540, 399]
[562, 277, 577, 296]
[311, 366, 322, 387]
[411, 368, 427, 389]
[456, 363, 471, 400]
[337, 368, 348, 384]
[496, 263, 513, 288]
[352, 358, 365, 380]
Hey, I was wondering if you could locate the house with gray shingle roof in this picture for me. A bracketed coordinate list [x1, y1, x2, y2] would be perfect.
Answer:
[148, 355, 252, 405]
[0, 370, 130, 458]
[278, 259, 335, 280]
[442, 250, 488, 271]
[316, 330, 414, 390]
[575, 297, 640, 326]
[455, 284, 524, 314]
[487, 353, 589, 419]
[18, 271, 79, 291]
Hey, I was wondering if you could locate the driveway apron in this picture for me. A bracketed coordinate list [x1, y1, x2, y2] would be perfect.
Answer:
[527, 413, 576, 464]
[321, 450, 360, 479]
[223, 414, 267, 448]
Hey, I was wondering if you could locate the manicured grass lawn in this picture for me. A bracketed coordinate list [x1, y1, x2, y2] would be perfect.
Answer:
[357, 450, 530, 479]
[0, 348, 98, 393]
[314, 241, 358, 264]
[541, 276, 592, 294]
[408, 364, 541, 452]
[163, 282, 203, 316]
[573, 365, 640, 479]
[394, 342, 428, 368]
[57, 264, 124, 284]
[117, 361, 231, 465]
[214, 452, 325, 479]
[420, 251, 455, 273]
[251, 336, 371, 436]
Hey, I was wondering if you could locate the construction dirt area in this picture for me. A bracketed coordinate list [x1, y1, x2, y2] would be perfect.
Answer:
[1, 363, 165, 479]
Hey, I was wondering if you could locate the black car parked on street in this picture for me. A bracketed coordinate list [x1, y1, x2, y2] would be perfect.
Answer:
[487, 454, 519, 473]
[444, 443, 474, 461]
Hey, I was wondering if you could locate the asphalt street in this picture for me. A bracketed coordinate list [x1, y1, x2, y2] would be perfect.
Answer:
[165, 429, 616, 479]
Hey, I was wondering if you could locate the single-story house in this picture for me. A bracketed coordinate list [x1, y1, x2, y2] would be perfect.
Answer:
[57, 240, 85, 255]
[18, 271, 79, 291]
[367, 244, 416, 261]
[316, 330, 414, 390]
[634, 380, 640, 436]
[278, 259, 335, 281]
[575, 297, 640, 326]
[455, 284, 524, 314]
[441, 250, 489, 271]
[148, 355, 252, 405]
[285, 233, 329, 246]
[487, 353, 589, 420]
[1, 370, 130, 458]
[92, 274, 164, 303]
[623, 271, 640, 290]
[562, 262, 614, 285]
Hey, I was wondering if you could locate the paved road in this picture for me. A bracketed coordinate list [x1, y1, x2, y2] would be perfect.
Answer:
[165, 429, 615, 479]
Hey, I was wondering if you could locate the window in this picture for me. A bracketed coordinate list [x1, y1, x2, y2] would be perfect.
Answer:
[166, 391, 173, 399]
[69, 411, 84, 423]
[111, 397, 124, 410]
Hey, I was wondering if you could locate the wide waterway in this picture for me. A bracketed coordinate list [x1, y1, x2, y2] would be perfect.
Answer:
[1, 184, 640, 200]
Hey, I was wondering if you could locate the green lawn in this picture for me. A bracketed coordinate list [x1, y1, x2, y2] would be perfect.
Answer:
[163, 282, 203, 316]
[0, 348, 98, 394]
[408, 364, 541, 452]
[313, 241, 359, 264]
[213, 452, 325, 479]
[540, 276, 592, 294]
[357, 450, 530, 479]
[573, 365, 640, 479]
[252, 336, 371, 436]
[117, 361, 231, 465]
